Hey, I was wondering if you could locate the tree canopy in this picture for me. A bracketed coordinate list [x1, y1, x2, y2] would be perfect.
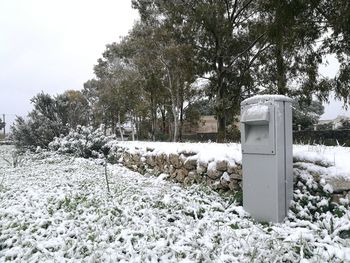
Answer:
[11, 0, 350, 146]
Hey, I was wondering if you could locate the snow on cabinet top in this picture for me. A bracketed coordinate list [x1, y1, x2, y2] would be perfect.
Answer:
[241, 94, 293, 105]
[240, 104, 270, 124]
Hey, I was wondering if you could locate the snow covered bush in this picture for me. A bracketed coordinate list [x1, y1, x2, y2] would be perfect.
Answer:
[290, 167, 349, 225]
[49, 125, 115, 158]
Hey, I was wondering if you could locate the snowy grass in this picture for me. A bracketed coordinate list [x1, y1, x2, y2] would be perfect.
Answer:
[1, 145, 350, 262]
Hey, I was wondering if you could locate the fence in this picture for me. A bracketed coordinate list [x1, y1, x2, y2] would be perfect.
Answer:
[293, 129, 350, 146]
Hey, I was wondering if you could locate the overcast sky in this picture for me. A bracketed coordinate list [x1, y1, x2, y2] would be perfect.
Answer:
[0, 0, 349, 132]
[0, 0, 139, 131]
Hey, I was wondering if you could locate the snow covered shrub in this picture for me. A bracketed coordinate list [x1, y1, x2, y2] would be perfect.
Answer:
[10, 93, 72, 150]
[289, 169, 349, 225]
[49, 125, 115, 158]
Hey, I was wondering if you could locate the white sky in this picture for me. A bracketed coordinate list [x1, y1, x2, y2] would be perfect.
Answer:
[318, 54, 350, 120]
[0, 0, 139, 131]
[0, 0, 348, 132]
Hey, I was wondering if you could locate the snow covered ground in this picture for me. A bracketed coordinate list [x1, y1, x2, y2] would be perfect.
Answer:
[1, 145, 350, 262]
[294, 144, 350, 178]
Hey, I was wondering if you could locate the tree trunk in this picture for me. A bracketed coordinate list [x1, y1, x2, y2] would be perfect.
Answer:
[160, 106, 166, 134]
[171, 98, 178, 142]
[165, 65, 178, 142]
[275, 40, 287, 94]
[131, 114, 135, 141]
[150, 95, 156, 141]
[135, 116, 140, 140]
[179, 83, 184, 142]
[117, 112, 124, 141]
[275, 4, 287, 95]
[111, 112, 116, 135]
[217, 113, 226, 143]
[216, 54, 226, 143]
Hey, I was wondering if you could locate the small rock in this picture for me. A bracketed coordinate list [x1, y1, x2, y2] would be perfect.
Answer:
[184, 176, 195, 186]
[216, 159, 227, 171]
[169, 165, 175, 175]
[146, 155, 156, 167]
[220, 172, 231, 189]
[207, 179, 221, 190]
[132, 153, 141, 163]
[169, 153, 182, 169]
[227, 160, 236, 173]
[327, 177, 350, 193]
[230, 173, 242, 180]
[174, 169, 188, 182]
[188, 171, 197, 179]
[184, 156, 198, 170]
[207, 161, 221, 179]
[229, 180, 240, 191]
[197, 164, 207, 175]
[331, 194, 343, 204]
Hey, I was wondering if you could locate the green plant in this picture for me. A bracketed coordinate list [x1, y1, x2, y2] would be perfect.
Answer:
[2, 151, 23, 168]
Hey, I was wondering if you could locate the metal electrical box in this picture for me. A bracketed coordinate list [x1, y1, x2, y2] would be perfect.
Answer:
[240, 95, 293, 223]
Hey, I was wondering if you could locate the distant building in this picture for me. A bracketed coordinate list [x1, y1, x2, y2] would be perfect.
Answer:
[318, 115, 350, 130]
[197, 115, 218, 134]
[183, 115, 218, 135]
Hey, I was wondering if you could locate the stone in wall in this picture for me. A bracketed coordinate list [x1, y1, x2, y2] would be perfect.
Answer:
[169, 153, 182, 169]
[328, 177, 350, 193]
[184, 156, 198, 170]
[184, 171, 197, 186]
[220, 172, 231, 189]
[207, 161, 222, 179]
[227, 160, 237, 174]
[156, 153, 166, 168]
[229, 180, 241, 191]
[171, 168, 188, 183]
[146, 155, 156, 167]
[132, 153, 141, 163]
[197, 164, 207, 175]
[230, 173, 242, 180]
[216, 159, 227, 171]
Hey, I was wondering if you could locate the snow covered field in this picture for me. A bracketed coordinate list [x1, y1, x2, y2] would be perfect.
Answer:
[1, 145, 350, 262]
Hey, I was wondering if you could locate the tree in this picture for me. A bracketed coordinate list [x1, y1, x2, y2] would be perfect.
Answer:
[133, 0, 266, 142]
[56, 90, 89, 129]
[310, 0, 350, 105]
[184, 98, 215, 125]
[92, 41, 151, 140]
[116, 25, 168, 141]
[11, 91, 90, 149]
[127, 19, 197, 141]
[253, 0, 326, 101]
[83, 79, 102, 128]
[11, 93, 68, 148]
[0, 117, 4, 130]
[293, 99, 324, 129]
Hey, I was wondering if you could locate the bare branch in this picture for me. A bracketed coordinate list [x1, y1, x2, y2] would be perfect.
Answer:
[225, 32, 267, 70]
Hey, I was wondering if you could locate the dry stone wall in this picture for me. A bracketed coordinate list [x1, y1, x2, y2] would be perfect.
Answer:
[108, 145, 242, 193]
[107, 143, 350, 204]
